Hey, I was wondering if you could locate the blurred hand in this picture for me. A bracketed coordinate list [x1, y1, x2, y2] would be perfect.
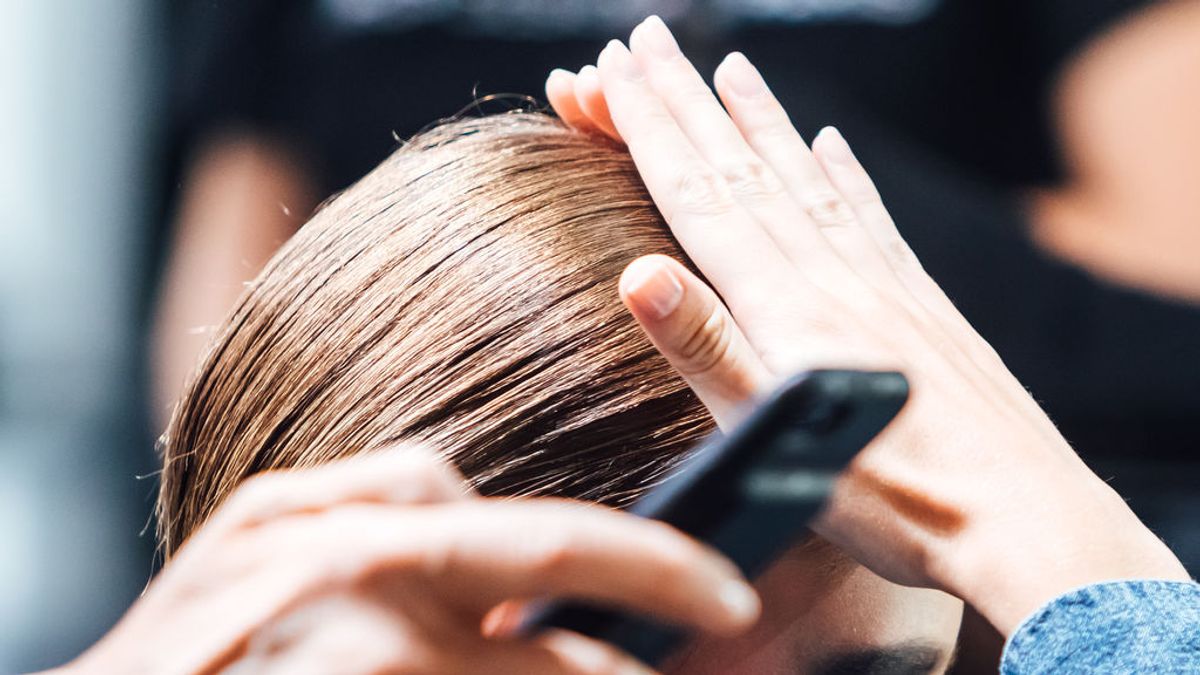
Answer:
[58, 448, 758, 675]
[547, 16, 1189, 635]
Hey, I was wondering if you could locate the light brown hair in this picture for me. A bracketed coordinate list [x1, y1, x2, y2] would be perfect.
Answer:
[158, 112, 715, 557]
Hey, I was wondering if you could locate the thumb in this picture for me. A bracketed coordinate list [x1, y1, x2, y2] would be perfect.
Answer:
[619, 255, 772, 428]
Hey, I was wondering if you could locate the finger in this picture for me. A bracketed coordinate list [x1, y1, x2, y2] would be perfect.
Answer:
[627, 18, 836, 273]
[575, 65, 621, 141]
[595, 39, 791, 313]
[482, 599, 529, 638]
[619, 255, 770, 428]
[811, 127, 1060, 432]
[290, 499, 761, 635]
[602, 37, 929, 372]
[237, 600, 659, 675]
[214, 445, 469, 530]
[547, 69, 603, 136]
[232, 593, 418, 675]
[810, 127, 991, 340]
[421, 500, 759, 632]
[810, 128, 949, 298]
[712, 53, 902, 293]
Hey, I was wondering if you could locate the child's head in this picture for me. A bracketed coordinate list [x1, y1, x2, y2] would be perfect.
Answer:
[159, 111, 962, 672]
[160, 113, 709, 557]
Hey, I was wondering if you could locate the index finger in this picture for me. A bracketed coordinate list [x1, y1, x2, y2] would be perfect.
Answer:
[200, 445, 469, 537]
[546, 68, 597, 134]
[595, 39, 791, 311]
[302, 498, 761, 636]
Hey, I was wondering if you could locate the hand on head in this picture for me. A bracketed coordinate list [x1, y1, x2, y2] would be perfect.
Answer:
[547, 15, 1189, 634]
[53, 17, 1192, 675]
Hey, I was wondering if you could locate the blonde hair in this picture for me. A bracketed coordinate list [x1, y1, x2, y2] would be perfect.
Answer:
[158, 113, 713, 557]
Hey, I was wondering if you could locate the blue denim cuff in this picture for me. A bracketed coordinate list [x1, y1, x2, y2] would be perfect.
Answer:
[1001, 579, 1200, 674]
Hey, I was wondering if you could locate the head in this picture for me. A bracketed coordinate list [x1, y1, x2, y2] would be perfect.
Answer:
[160, 112, 961, 673]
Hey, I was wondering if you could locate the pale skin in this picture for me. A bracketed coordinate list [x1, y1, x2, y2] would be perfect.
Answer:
[52, 16, 1192, 675]
[57, 449, 761, 675]
[543, 14, 1189, 636]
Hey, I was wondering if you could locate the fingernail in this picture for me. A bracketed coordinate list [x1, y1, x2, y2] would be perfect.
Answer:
[621, 258, 684, 320]
[717, 579, 761, 625]
[817, 126, 856, 165]
[601, 39, 642, 80]
[578, 64, 599, 83]
[720, 52, 767, 98]
[480, 606, 507, 637]
[481, 600, 525, 638]
[636, 15, 680, 59]
[548, 67, 575, 80]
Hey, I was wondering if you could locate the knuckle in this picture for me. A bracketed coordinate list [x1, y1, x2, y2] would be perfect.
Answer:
[716, 158, 783, 201]
[524, 528, 584, 579]
[315, 509, 408, 584]
[672, 167, 736, 218]
[223, 472, 288, 523]
[373, 447, 467, 502]
[404, 458, 446, 486]
[803, 190, 857, 228]
[676, 306, 736, 377]
[883, 235, 922, 269]
[396, 456, 455, 494]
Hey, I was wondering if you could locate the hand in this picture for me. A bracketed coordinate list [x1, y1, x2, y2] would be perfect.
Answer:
[61, 448, 759, 675]
[547, 16, 1190, 635]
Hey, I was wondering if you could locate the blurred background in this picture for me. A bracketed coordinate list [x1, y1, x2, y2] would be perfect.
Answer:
[3, 0, 1198, 671]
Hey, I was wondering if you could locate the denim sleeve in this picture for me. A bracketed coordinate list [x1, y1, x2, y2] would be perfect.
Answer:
[1000, 579, 1200, 674]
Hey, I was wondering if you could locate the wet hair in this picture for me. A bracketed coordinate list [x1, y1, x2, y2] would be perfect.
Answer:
[157, 112, 714, 557]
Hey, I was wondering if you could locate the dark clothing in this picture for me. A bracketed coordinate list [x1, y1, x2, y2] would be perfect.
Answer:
[171, 0, 1151, 191]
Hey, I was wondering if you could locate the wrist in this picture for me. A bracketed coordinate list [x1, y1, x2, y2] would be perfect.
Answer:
[938, 476, 1190, 636]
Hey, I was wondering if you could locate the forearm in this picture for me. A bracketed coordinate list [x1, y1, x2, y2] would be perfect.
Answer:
[938, 466, 1190, 636]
